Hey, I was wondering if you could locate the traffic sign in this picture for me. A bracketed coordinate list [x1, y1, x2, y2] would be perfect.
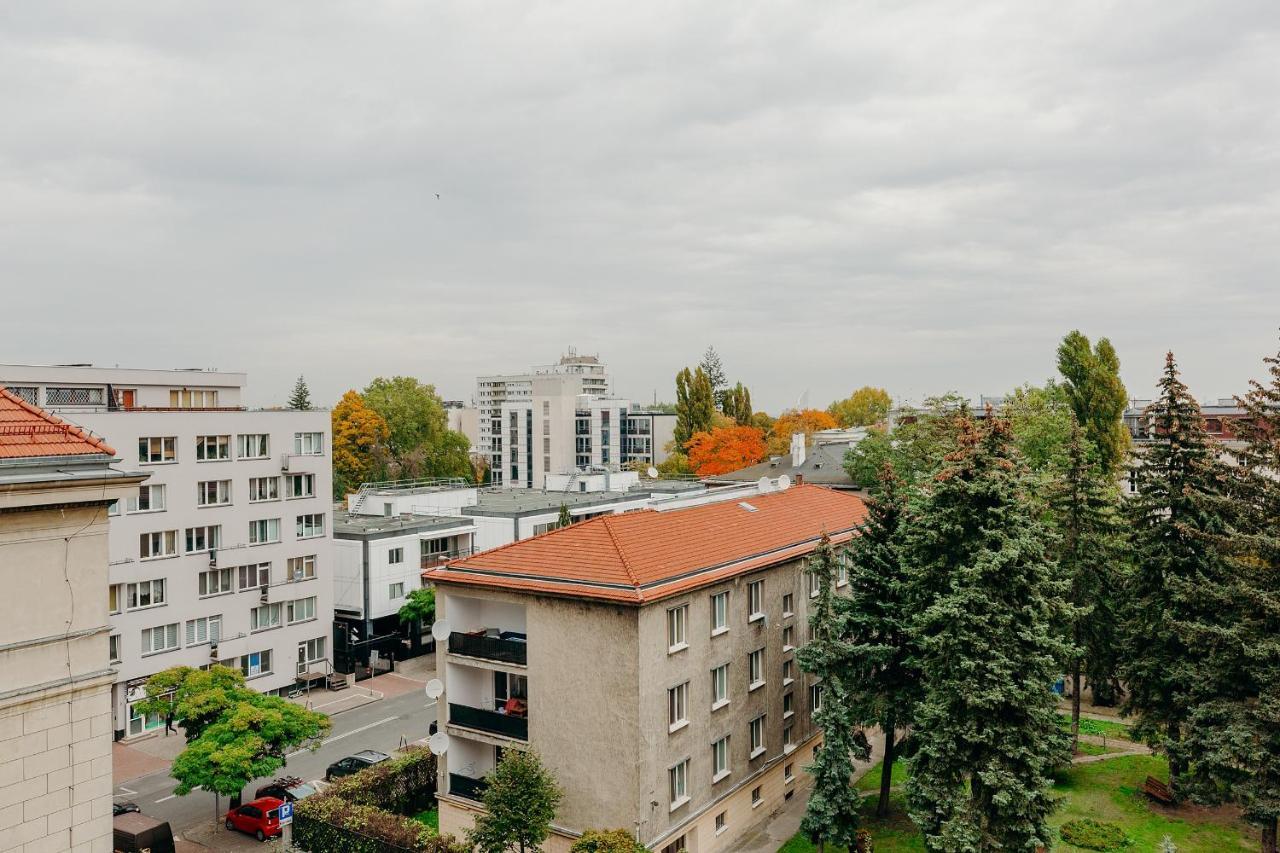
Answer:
[279, 801, 294, 826]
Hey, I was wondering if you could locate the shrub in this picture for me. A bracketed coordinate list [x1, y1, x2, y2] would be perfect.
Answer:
[571, 828, 646, 852]
[1060, 819, 1131, 850]
[324, 745, 438, 814]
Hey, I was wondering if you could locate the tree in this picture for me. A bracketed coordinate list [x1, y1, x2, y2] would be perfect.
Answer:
[798, 535, 869, 851]
[684, 425, 768, 476]
[134, 665, 251, 742]
[398, 586, 436, 627]
[469, 748, 562, 853]
[838, 463, 917, 817]
[721, 382, 754, 425]
[1057, 331, 1130, 475]
[904, 414, 1072, 852]
[388, 429, 473, 481]
[768, 408, 839, 456]
[750, 410, 775, 433]
[1119, 352, 1232, 795]
[843, 394, 969, 490]
[569, 829, 646, 853]
[1050, 422, 1125, 744]
[332, 390, 391, 498]
[287, 376, 312, 410]
[1003, 382, 1075, 474]
[827, 386, 892, 428]
[362, 376, 450, 459]
[557, 504, 572, 529]
[699, 346, 726, 408]
[674, 367, 715, 448]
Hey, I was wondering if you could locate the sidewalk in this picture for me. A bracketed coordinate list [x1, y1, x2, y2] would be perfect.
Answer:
[113, 728, 187, 785]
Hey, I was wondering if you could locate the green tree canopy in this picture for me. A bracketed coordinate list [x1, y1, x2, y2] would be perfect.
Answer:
[674, 366, 715, 448]
[287, 375, 312, 410]
[721, 382, 753, 425]
[1057, 330, 1130, 475]
[827, 386, 892, 428]
[569, 829, 646, 853]
[843, 393, 968, 490]
[1003, 381, 1076, 474]
[398, 586, 436, 626]
[331, 390, 391, 497]
[134, 664, 250, 742]
[362, 376, 450, 458]
[469, 748, 562, 853]
[699, 345, 726, 403]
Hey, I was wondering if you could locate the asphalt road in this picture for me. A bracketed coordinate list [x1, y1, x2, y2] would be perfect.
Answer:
[113, 689, 437, 845]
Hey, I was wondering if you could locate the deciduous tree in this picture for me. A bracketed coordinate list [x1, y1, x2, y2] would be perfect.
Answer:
[1003, 381, 1075, 474]
[674, 367, 715, 448]
[768, 408, 838, 456]
[1057, 331, 1130, 475]
[721, 382, 753, 425]
[684, 425, 767, 476]
[843, 394, 968, 490]
[469, 748, 562, 853]
[332, 390, 391, 498]
[569, 829, 646, 853]
[398, 586, 436, 628]
[827, 386, 892, 428]
[361, 376, 450, 458]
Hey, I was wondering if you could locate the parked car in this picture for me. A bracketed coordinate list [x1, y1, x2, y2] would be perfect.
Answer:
[224, 796, 285, 842]
[255, 775, 321, 803]
[113, 812, 175, 853]
[325, 749, 390, 780]
[113, 800, 140, 816]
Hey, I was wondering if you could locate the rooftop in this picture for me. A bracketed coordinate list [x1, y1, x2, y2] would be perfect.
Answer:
[429, 484, 867, 604]
[0, 388, 117, 460]
[333, 509, 475, 537]
[708, 441, 861, 489]
[465, 489, 643, 517]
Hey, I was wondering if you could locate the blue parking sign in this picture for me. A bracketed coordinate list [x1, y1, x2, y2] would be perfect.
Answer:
[279, 801, 294, 826]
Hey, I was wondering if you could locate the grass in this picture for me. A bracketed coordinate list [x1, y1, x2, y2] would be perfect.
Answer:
[780, 755, 1259, 853]
[411, 807, 439, 831]
[1059, 713, 1134, 741]
[855, 759, 907, 792]
[1073, 739, 1114, 757]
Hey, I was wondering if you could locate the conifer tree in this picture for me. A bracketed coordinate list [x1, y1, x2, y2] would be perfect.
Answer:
[1049, 421, 1125, 747]
[798, 535, 868, 851]
[1177, 340, 1280, 851]
[839, 462, 917, 817]
[1119, 352, 1231, 794]
[287, 375, 312, 410]
[904, 414, 1072, 852]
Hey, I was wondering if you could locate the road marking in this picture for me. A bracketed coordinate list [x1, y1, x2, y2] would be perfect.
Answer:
[288, 715, 400, 756]
[116, 787, 137, 796]
[154, 794, 177, 803]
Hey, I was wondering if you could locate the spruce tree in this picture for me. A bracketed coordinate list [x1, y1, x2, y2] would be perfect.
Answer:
[904, 414, 1072, 852]
[839, 462, 917, 818]
[1049, 421, 1125, 747]
[798, 534, 868, 851]
[1177, 341, 1280, 851]
[1119, 352, 1231, 794]
[287, 375, 312, 410]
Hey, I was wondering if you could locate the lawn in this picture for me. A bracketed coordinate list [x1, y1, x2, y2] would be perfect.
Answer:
[412, 807, 439, 831]
[1059, 713, 1133, 741]
[780, 755, 1259, 853]
[855, 758, 907, 792]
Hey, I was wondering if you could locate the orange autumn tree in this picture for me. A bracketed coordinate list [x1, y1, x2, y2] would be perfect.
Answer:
[332, 390, 391, 498]
[768, 408, 839, 455]
[685, 425, 768, 476]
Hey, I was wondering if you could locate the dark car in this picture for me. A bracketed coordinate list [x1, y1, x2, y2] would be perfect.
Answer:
[255, 775, 321, 803]
[225, 796, 285, 842]
[113, 800, 141, 816]
[113, 812, 175, 853]
[325, 749, 390, 780]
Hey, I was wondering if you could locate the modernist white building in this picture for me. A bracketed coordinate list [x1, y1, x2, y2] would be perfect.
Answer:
[0, 365, 335, 740]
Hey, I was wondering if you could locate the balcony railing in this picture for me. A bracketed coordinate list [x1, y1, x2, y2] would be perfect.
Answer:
[448, 632, 527, 666]
[449, 773, 487, 802]
[421, 548, 473, 570]
[449, 703, 528, 740]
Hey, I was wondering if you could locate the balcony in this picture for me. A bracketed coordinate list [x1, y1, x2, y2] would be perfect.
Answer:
[449, 703, 528, 740]
[448, 631, 527, 666]
[449, 773, 487, 803]
[421, 548, 473, 570]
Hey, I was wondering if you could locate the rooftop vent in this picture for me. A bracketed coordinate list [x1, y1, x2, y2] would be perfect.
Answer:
[738, 502, 757, 512]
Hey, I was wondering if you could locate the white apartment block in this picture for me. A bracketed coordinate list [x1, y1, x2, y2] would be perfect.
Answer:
[0, 365, 334, 740]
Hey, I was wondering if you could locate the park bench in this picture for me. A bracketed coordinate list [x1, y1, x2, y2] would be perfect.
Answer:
[1142, 775, 1175, 804]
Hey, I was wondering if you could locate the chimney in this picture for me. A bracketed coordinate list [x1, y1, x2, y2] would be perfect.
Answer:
[795, 474, 804, 486]
[790, 432, 806, 467]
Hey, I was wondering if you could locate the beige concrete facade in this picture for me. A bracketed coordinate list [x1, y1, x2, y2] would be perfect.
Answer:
[433, 552, 825, 852]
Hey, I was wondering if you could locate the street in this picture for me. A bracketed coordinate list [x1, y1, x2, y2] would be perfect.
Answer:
[113, 688, 437, 848]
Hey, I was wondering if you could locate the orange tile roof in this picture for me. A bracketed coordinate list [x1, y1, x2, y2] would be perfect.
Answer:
[426, 484, 867, 605]
[0, 388, 116, 459]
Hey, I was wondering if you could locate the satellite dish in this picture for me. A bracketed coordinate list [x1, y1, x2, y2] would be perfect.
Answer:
[425, 678, 444, 700]
[646, 466, 659, 479]
[757, 476, 774, 493]
[777, 475, 792, 491]
[428, 732, 451, 756]
[430, 619, 451, 642]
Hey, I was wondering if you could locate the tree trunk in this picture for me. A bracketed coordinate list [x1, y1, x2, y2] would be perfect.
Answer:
[1263, 816, 1277, 853]
[878, 724, 896, 818]
[1071, 665, 1082, 753]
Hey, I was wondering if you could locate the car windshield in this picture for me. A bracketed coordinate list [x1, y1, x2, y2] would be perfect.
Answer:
[287, 783, 317, 799]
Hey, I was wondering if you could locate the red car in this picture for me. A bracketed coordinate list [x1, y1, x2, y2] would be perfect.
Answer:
[224, 796, 284, 842]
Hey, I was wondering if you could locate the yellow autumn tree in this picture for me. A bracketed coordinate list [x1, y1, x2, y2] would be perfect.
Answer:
[768, 408, 839, 456]
[331, 390, 391, 498]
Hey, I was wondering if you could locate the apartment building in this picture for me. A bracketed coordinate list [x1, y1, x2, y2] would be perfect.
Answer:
[0, 365, 334, 740]
[425, 484, 868, 852]
[0, 389, 146, 853]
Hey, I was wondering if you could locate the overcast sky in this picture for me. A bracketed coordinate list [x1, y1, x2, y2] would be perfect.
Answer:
[2, 2, 1278, 412]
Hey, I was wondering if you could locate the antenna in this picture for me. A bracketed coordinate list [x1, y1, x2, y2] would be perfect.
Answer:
[646, 466, 659, 480]
[428, 732, 451, 755]
[425, 678, 445, 700]
[430, 619, 452, 642]
[757, 476, 774, 493]
[777, 475, 792, 491]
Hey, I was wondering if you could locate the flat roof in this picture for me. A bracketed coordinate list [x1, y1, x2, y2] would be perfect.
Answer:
[464, 489, 644, 517]
[333, 509, 475, 538]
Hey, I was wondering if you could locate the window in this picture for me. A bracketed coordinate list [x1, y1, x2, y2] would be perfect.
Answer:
[711, 591, 728, 635]
[248, 477, 280, 502]
[836, 559, 849, 587]
[199, 567, 233, 597]
[715, 812, 727, 834]
[388, 547, 404, 565]
[668, 759, 689, 809]
[251, 603, 282, 631]
[107, 499, 119, 517]
[138, 436, 176, 464]
[662, 837, 687, 853]
[185, 525, 221, 554]
[782, 593, 794, 616]
[296, 514, 325, 539]
[810, 683, 824, 711]
[288, 555, 316, 582]
[712, 735, 730, 781]
[108, 585, 121, 614]
[45, 386, 105, 406]
[668, 682, 688, 731]
[293, 432, 324, 455]
[195, 435, 231, 461]
[782, 625, 795, 650]
[285, 473, 315, 499]
[748, 580, 764, 620]
[783, 659, 794, 684]
[238, 562, 270, 590]
[185, 615, 222, 646]
[749, 715, 766, 757]
[751, 785, 762, 807]
[196, 480, 232, 507]
[785, 762, 795, 783]
[711, 663, 729, 708]
[108, 634, 121, 664]
[241, 649, 273, 678]
[808, 570, 821, 598]
[141, 623, 179, 655]
[749, 649, 765, 689]
[127, 484, 166, 513]
[667, 604, 688, 652]
[783, 724, 794, 750]
[388, 582, 405, 600]
[249, 518, 280, 545]
[287, 596, 316, 623]
[5, 386, 37, 405]
[238, 434, 269, 459]
[783, 692, 795, 718]
[126, 579, 166, 610]
[299, 637, 326, 664]
[170, 389, 218, 408]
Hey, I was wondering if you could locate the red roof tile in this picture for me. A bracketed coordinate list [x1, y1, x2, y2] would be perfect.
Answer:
[0, 388, 116, 459]
[426, 484, 867, 604]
